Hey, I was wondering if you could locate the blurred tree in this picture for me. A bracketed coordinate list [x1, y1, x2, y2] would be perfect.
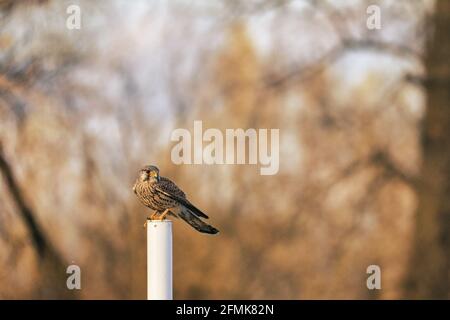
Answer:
[406, 0, 450, 299]
[0, 142, 76, 299]
[0, 0, 446, 300]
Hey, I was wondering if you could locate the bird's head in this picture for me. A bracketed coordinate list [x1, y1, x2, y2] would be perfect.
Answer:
[139, 165, 160, 183]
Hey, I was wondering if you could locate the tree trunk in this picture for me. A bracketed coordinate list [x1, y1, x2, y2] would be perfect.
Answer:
[0, 143, 77, 299]
[406, 0, 450, 299]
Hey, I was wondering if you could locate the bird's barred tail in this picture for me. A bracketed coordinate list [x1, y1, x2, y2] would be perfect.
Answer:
[177, 208, 219, 235]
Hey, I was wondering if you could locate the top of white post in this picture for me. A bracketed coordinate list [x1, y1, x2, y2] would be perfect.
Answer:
[147, 219, 173, 300]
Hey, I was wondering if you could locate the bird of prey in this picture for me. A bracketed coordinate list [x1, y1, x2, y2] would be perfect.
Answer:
[133, 165, 219, 235]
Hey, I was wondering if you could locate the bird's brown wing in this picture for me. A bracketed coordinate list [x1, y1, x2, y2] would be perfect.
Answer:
[159, 177, 186, 198]
[155, 177, 209, 219]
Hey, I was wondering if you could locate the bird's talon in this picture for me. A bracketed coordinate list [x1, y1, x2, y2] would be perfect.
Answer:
[159, 209, 169, 221]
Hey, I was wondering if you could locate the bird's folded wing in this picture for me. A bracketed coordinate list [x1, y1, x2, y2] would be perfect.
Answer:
[154, 187, 209, 219]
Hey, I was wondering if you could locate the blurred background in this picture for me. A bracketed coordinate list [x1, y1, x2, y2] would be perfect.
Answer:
[0, 0, 448, 299]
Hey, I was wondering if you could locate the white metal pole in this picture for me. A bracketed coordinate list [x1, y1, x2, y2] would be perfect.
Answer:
[147, 219, 173, 300]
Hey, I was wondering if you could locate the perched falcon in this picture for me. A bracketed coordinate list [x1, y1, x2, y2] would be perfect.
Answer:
[133, 165, 219, 235]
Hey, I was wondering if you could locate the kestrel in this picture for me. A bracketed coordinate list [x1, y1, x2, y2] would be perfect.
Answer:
[133, 165, 219, 235]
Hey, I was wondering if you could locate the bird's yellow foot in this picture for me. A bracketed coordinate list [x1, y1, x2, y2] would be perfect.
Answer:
[159, 209, 169, 221]
[149, 212, 159, 220]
